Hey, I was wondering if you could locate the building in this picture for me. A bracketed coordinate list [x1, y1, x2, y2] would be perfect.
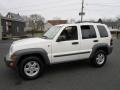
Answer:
[48, 20, 68, 25]
[1, 12, 26, 38]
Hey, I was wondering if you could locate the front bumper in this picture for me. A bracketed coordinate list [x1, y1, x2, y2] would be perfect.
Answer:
[4, 55, 16, 69]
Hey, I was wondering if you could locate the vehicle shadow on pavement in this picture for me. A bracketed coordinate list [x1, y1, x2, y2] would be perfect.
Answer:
[45, 60, 91, 75]
[4, 60, 91, 85]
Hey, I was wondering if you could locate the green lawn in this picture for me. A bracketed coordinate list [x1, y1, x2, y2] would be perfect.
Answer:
[26, 33, 44, 38]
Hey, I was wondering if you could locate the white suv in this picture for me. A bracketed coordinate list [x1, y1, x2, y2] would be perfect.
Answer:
[5, 23, 113, 80]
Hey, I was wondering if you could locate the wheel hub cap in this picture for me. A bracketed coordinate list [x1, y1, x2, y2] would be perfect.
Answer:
[96, 53, 105, 65]
[24, 61, 40, 77]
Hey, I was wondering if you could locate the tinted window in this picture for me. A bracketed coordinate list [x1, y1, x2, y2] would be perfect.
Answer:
[97, 25, 108, 37]
[59, 26, 78, 41]
[81, 25, 97, 39]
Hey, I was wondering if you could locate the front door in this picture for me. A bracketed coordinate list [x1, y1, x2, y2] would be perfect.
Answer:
[52, 25, 81, 63]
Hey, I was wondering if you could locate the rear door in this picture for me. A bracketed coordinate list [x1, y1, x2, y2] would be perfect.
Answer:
[80, 25, 98, 58]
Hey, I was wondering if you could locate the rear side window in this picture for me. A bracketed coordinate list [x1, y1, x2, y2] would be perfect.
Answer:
[81, 25, 97, 39]
[97, 25, 108, 37]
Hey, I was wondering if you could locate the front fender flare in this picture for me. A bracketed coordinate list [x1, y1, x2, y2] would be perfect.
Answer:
[14, 48, 50, 66]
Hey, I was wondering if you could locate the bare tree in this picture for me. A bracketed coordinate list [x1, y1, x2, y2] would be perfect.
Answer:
[116, 16, 120, 22]
[29, 14, 45, 37]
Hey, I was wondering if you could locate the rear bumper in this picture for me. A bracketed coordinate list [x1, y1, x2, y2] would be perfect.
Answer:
[4, 55, 16, 69]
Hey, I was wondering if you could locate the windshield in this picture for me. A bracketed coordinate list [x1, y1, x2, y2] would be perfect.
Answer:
[42, 26, 62, 39]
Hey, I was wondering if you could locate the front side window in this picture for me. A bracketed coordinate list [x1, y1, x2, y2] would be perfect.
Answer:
[97, 25, 108, 37]
[81, 25, 97, 39]
[58, 26, 78, 41]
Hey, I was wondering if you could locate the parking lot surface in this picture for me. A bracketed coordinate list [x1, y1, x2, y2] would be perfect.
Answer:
[0, 39, 120, 90]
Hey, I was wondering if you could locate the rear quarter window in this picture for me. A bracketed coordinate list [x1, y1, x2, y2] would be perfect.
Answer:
[97, 25, 108, 37]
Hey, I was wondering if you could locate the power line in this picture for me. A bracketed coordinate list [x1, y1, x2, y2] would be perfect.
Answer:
[0, 1, 82, 12]
[86, 3, 120, 7]
[0, 0, 81, 10]
[1, 1, 120, 12]
[0, 1, 120, 18]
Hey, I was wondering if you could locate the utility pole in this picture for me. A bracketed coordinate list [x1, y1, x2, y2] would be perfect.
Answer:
[81, 0, 84, 22]
[79, 0, 85, 22]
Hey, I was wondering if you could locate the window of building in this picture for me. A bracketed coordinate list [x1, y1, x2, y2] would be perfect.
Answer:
[6, 22, 8, 32]
[17, 27, 19, 32]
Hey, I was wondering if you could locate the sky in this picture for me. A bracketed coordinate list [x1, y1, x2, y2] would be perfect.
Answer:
[0, 0, 120, 21]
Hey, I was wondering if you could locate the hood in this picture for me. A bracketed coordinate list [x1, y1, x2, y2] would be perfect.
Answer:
[12, 37, 51, 47]
[9, 37, 52, 58]
[11, 38, 51, 51]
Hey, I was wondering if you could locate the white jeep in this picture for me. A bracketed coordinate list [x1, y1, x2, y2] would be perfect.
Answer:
[5, 23, 113, 80]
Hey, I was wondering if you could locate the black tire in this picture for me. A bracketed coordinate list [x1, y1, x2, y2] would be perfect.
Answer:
[90, 50, 107, 67]
[18, 56, 44, 80]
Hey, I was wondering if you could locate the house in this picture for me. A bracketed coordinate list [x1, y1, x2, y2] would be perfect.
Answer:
[43, 20, 67, 32]
[48, 20, 68, 25]
[1, 12, 26, 38]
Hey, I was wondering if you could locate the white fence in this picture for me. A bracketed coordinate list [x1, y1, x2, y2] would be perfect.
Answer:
[110, 29, 120, 39]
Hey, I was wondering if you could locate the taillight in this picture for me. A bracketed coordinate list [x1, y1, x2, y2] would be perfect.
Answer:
[110, 38, 113, 46]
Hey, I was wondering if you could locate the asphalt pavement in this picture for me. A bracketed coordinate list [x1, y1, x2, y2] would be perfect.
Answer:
[0, 39, 120, 90]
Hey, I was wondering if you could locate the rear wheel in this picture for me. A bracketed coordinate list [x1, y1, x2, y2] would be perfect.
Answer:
[90, 50, 107, 67]
[18, 56, 44, 80]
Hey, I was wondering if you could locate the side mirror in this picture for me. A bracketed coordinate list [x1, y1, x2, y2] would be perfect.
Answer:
[57, 35, 66, 42]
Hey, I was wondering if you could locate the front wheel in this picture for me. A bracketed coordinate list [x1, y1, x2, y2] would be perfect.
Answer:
[90, 50, 107, 67]
[18, 56, 44, 80]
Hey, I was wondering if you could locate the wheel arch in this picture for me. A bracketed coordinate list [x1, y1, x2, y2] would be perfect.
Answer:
[15, 48, 50, 67]
[90, 43, 110, 59]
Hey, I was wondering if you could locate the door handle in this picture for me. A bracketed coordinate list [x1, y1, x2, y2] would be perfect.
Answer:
[72, 42, 79, 45]
[93, 40, 99, 42]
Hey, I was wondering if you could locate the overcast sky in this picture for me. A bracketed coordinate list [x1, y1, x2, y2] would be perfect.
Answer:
[0, 0, 120, 21]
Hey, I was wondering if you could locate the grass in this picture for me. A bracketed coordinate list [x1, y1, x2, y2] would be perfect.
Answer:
[26, 33, 45, 38]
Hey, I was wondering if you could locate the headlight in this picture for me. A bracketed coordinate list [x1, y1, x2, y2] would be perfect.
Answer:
[11, 53, 16, 61]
